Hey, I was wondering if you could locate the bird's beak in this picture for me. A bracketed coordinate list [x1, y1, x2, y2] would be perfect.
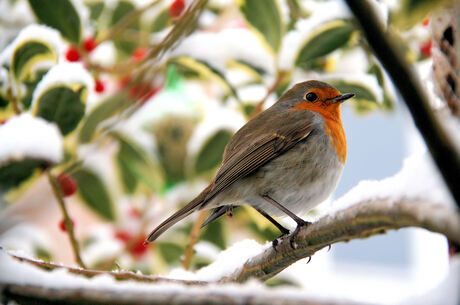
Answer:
[330, 93, 355, 103]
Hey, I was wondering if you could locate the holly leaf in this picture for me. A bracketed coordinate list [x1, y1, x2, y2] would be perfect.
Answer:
[33, 85, 86, 135]
[329, 80, 378, 114]
[171, 57, 240, 101]
[195, 130, 232, 175]
[11, 40, 56, 82]
[79, 92, 131, 143]
[28, 0, 81, 44]
[0, 159, 43, 191]
[72, 168, 115, 221]
[296, 20, 354, 69]
[238, 0, 282, 53]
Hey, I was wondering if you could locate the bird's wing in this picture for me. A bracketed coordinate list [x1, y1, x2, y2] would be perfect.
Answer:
[204, 109, 317, 203]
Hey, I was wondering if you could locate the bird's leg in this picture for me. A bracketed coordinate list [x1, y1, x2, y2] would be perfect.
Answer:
[253, 207, 290, 235]
[261, 194, 311, 249]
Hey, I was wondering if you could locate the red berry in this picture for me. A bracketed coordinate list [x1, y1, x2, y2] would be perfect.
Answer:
[118, 75, 132, 89]
[59, 219, 74, 232]
[130, 235, 148, 258]
[95, 79, 105, 93]
[83, 37, 97, 52]
[0, 119, 7, 125]
[114, 230, 132, 243]
[420, 40, 432, 57]
[65, 47, 81, 62]
[131, 47, 148, 63]
[169, 0, 185, 18]
[57, 173, 78, 197]
[422, 18, 429, 26]
[129, 206, 141, 218]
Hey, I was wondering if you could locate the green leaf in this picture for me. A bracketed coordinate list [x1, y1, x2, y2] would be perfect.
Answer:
[72, 168, 115, 221]
[157, 242, 184, 264]
[0, 159, 43, 191]
[227, 59, 265, 83]
[151, 9, 170, 32]
[79, 92, 131, 143]
[171, 57, 240, 101]
[329, 80, 378, 114]
[200, 219, 226, 249]
[391, 0, 454, 30]
[110, 1, 139, 55]
[238, 0, 282, 53]
[28, 0, 81, 44]
[368, 64, 395, 112]
[0, 94, 8, 109]
[33, 86, 86, 135]
[11, 41, 56, 82]
[114, 133, 164, 193]
[296, 20, 354, 69]
[87, 1, 105, 21]
[195, 130, 232, 175]
[21, 69, 48, 109]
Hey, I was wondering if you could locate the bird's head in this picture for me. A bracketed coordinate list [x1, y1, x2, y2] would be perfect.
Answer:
[276, 80, 355, 119]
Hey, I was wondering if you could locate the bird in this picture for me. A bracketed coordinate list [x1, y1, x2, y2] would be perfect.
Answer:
[145, 80, 354, 244]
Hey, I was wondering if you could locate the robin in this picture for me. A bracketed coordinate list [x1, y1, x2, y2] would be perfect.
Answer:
[145, 80, 354, 244]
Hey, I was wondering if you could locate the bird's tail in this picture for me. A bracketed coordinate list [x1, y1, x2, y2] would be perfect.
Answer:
[145, 184, 212, 244]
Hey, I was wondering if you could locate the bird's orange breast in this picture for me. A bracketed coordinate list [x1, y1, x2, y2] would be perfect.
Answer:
[291, 97, 347, 164]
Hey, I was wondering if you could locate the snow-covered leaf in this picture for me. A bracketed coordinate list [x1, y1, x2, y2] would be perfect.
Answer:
[11, 40, 56, 82]
[79, 93, 131, 143]
[238, 0, 282, 54]
[0, 159, 43, 191]
[195, 129, 232, 175]
[33, 85, 86, 135]
[171, 56, 239, 101]
[114, 133, 164, 193]
[28, 0, 82, 44]
[73, 167, 115, 221]
[296, 20, 354, 69]
[329, 80, 378, 114]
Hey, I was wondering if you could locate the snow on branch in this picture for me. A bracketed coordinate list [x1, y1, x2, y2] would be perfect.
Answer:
[220, 198, 460, 283]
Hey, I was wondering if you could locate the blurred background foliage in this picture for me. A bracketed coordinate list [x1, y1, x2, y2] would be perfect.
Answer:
[0, 0, 441, 284]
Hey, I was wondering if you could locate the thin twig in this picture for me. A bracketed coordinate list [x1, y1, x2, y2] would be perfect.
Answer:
[46, 171, 86, 269]
[7, 252, 205, 285]
[6, 88, 21, 114]
[182, 210, 207, 270]
[99, 0, 160, 43]
[344, 0, 460, 208]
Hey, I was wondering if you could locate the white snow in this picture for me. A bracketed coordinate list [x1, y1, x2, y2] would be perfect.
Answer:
[331, 151, 455, 212]
[31, 62, 95, 111]
[89, 41, 117, 68]
[172, 28, 275, 77]
[169, 239, 267, 281]
[0, 24, 63, 67]
[0, 113, 63, 164]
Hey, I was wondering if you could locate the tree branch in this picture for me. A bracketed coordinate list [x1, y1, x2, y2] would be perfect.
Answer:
[220, 198, 460, 283]
[46, 171, 86, 269]
[7, 253, 204, 285]
[2, 199, 457, 304]
[1, 282, 363, 305]
[344, 0, 460, 208]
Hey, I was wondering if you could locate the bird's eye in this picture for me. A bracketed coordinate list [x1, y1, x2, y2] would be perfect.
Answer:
[305, 92, 318, 102]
